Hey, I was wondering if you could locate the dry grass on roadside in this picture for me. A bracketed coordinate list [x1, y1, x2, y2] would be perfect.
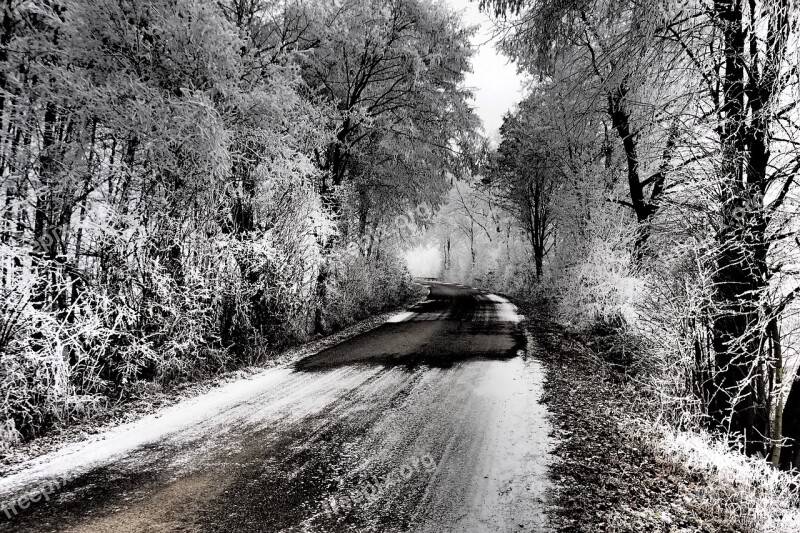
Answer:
[529, 316, 800, 533]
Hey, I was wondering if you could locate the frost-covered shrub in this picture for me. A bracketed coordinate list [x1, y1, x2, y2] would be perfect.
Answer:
[127, 259, 226, 383]
[0, 305, 71, 438]
[321, 252, 414, 333]
[644, 422, 800, 532]
[632, 241, 717, 425]
[0, 263, 151, 437]
[550, 233, 643, 330]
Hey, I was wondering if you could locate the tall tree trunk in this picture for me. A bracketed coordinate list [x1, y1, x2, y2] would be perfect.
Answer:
[779, 376, 800, 470]
[607, 83, 654, 262]
[769, 318, 784, 467]
[707, 0, 775, 456]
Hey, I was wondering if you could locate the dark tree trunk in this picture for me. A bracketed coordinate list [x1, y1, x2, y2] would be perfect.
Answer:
[705, 0, 784, 457]
[607, 85, 645, 223]
[779, 378, 800, 470]
[0, 0, 14, 121]
[607, 83, 656, 263]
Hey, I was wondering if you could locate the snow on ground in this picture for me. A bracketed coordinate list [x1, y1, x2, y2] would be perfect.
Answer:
[0, 363, 389, 504]
[0, 287, 437, 504]
[386, 310, 417, 323]
[485, 294, 523, 323]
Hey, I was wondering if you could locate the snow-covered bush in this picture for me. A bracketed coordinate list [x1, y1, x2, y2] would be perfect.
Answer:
[551, 234, 643, 330]
[0, 260, 153, 437]
[631, 240, 716, 426]
[320, 252, 415, 333]
[641, 422, 800, 532]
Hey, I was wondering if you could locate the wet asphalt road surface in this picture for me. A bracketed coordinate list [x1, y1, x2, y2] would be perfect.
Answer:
[0, 282, 552, 532]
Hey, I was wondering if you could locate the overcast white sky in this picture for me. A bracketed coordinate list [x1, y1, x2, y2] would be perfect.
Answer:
[445, 0, 526, 140]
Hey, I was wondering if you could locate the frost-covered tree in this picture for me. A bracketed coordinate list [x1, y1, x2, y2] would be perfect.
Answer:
[301, 0, 478, 214]
[478, 0, 800, 464]
[0, 0, 477, 440]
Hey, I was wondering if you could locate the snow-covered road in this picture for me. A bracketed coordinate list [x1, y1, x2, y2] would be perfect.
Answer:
[0, 283, 552, 532]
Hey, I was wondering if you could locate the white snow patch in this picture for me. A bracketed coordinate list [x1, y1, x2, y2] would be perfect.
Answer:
[486, 294, 523, 323]
[386, 311, 416, 323]
[0, 365, 385, 501]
